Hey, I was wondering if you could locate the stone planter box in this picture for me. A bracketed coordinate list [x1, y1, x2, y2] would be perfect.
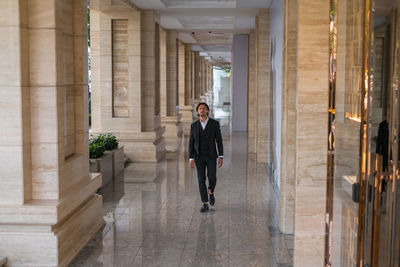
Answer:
[111, 145, 124, 177]
[90, 151, 113, 187]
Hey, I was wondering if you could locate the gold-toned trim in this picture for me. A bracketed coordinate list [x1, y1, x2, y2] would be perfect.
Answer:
[357, 0, 374, 265]
[325, 0, 338, 265]
[389, 6, 400, 266]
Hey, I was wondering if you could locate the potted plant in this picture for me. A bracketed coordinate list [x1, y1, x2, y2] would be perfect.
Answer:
[89, 135, 113, 187]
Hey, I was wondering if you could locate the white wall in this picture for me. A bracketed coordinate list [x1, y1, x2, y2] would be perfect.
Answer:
[231, 34, 249, 132]
[270, 0, 283, 188]
[213, 69, 230, 108]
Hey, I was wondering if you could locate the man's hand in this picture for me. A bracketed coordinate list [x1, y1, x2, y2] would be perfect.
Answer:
[218, 158, 223, 168]
[189, 159, 195, 168]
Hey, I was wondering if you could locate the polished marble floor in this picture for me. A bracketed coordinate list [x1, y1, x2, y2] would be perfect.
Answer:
[70, 130, 293, 267]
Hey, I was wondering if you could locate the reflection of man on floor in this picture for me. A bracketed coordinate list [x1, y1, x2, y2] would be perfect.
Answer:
[189, 102, 224, 212]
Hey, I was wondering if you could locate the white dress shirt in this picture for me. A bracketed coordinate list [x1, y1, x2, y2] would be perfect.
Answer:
[200, 117, 209, 130]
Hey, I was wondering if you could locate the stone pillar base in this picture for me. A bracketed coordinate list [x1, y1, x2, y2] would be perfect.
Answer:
[0, 174, 104, 267]
[162, 115, 182, 152]
[179, 105, 193, 136]
[114, 127, 166, 163]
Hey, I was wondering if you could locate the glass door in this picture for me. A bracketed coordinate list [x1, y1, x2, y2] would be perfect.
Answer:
[361, 0, 400, 266]
[328, 0, 400, 266]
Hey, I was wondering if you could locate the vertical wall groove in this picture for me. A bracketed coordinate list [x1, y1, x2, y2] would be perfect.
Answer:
[112, 19, 129, 118]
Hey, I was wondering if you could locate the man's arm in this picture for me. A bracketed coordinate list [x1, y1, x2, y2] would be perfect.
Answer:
[189, 124, 195, 159]
[215, 121, 223, 157]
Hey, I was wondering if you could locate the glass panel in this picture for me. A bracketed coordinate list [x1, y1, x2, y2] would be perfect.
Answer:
[330, 0, 365, 265]
[392, 1, 400, 264]
[329, 0, 400, 265]
[364, 0, 399, 265]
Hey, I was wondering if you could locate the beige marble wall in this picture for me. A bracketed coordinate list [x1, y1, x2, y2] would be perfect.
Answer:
[293, 0, 329, 265]
[0, 0, 30, 205]
[112, 19, 129, 117]
[256, 9, 271, 163]
[0, 0, 103, 265]
[248, 30, 257, 153]
[279, 0, 297, 235]
[90, 2, 165, 162]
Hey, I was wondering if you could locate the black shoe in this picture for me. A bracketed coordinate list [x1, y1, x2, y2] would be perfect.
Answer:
[200, 204, 209, 212]
[209, 194, 215, 206]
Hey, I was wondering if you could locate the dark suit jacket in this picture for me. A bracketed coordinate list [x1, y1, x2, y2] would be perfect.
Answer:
[189, 118, 223, 160]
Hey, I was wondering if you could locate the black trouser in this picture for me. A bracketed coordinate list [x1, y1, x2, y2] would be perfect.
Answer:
[195, 156, 217, 203]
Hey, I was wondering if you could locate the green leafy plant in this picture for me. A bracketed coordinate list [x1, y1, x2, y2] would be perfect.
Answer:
[96, 133, 118, 150]
[89, 134, 118, 159]
[89, 137, 105, 159]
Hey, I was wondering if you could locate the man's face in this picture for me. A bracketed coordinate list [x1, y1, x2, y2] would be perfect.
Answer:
[198, 105, 209, 117]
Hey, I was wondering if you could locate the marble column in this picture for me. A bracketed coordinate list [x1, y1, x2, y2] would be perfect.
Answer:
[255, 9, 271, 163]
[0, 0, 103, 266]
[205, 57, 208, 102]
[90, 2, 166, 162]
[204, 61, 209, 103]
[203, 57, 208, 102]
[199, 56, 204, 101]
[209, 63, 214, 108]
[280, 0, 297, 235]
[179, 42, 193, 135]
[193, 51, 201, 117]
[191, 51, 196, 101]
[204, 60, 208, 101]
[231, 34, 249, 132]
[206, 62, 213, 106]
[293, 0, 329, 265]
[185, 44, 193, 111]
[204, 58, 208, 102]
[248, 29, 257, 153]
[161, 30, 181, 152]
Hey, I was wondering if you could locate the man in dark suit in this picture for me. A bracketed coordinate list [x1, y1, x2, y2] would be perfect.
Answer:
[189, 102, 224, 212]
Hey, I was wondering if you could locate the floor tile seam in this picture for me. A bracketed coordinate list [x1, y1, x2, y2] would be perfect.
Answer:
[129, 246, 142, 266]
[227, 160, 231, 267]
[137, 218, 161, 249]
[178, 201, 197, 267]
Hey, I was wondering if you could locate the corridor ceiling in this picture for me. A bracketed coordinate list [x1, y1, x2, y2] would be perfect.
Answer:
[129, 0, 272, 64]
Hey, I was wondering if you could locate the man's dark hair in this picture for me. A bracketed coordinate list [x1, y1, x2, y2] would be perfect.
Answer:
[196, 102, 210, 112]
[196, 102, 210, 116]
